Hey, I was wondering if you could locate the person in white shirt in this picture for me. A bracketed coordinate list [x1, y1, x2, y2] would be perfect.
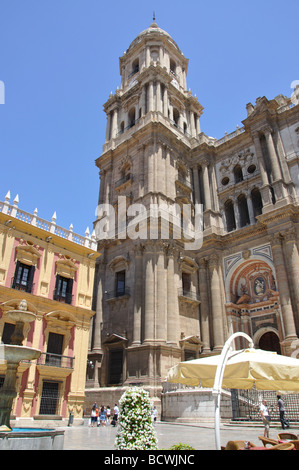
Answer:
[260, 400, 270, 437]
[114, 404, 119, 422]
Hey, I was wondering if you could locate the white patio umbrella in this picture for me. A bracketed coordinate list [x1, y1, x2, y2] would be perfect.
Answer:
[166, 332, 299, 449]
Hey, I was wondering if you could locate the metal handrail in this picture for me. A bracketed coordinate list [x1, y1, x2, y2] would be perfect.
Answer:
[37, 352, 74, 369]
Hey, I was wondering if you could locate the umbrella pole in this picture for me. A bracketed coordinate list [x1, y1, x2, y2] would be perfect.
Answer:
[212, 332, 253, 450]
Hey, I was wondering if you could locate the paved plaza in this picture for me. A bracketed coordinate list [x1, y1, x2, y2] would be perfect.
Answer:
[62, 420, 293, 451]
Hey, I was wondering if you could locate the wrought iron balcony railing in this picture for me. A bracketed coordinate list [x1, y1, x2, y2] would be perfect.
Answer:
[53, 289, 73, 305]
[37, 352, 74, 369]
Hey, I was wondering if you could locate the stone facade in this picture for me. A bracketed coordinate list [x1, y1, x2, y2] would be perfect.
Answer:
[86, 21, 299, 410]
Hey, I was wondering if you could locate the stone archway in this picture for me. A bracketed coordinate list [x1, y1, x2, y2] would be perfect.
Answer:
[259, 331, 281, 354]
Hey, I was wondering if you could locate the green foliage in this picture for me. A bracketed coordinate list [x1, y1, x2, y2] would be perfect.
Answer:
[115, 387, 158, 450]
[168, 443, 195, 450]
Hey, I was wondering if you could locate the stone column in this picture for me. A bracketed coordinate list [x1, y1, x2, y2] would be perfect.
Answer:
[105, 113, 111, 142]
[143, 243, 155, 342]
[252, 133, 273, 207]
[166, 244, 179, 346]
[232, 197, 240, 229]
[147, 144, 154, 193]
[156, 243, 167, 342]
[111, 108, 118, 139]
[190, 111, 196, 137]
[246, 193, 256, 225]
[198, 258, 211, 353]
[148, 81, 154, 112]
[156, 142, 165, 195]
[105, 166, 112, 205]
[192, 166, 200, 205]
[163, 86, 168, 117]
[140, 86, 146, 116]
[202, 160, 211, 211]
[210, 163, 220, 212]
[270, 233, 298, 343]
[132, 244, 144, 345]
[283, 229, 299, 333]
[93, 258, 106, 353]
[156, 81, 162, 113]
[146, 46, 150, 67]
[98, 169, 105, 205]
[208, 254, 225, 351]
[264, 128, 282, 182]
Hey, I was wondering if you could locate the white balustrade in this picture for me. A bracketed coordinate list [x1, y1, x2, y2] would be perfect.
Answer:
[0, 191, 97, 251]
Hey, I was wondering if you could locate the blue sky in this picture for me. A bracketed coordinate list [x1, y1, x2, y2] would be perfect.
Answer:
[0, 0, 298, 236]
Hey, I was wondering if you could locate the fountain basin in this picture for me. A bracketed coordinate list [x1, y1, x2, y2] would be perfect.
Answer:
[6, 308, 37, 324]
[0, 344, 41, 363]
[0, 427, 65, 450]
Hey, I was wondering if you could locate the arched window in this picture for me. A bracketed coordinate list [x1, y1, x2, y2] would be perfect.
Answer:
[234, 164, 243, 184]
[237, 194, 250, 227]
[224, 199, 236, 232]
[170, 59, 176, 76]
[131, 58, 139, 77]
[173, 108, 180, 127]
[128, 108, 136, 128]
[251, 188, 263, 219]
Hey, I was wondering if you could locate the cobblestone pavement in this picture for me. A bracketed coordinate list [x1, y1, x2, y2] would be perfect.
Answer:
[62, 421, 293, 451]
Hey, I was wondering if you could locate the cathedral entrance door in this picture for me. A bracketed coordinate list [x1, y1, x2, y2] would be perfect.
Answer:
[258, 331, 281, 354]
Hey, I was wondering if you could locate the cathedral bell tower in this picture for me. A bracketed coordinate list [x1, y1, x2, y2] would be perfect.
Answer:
[91, 21, 205, 402]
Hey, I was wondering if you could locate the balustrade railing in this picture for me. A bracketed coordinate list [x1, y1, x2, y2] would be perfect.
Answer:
[0, 191, 97, 250]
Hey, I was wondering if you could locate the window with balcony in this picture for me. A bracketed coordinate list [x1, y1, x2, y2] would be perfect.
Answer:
[45, 332, 64, 367]
[53, 275, 73, 304]
[12, 261, 35, 293]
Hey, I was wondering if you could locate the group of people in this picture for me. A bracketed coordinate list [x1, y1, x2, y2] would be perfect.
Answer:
[90, 403, 119, 427]
[260, 395, 290, 437]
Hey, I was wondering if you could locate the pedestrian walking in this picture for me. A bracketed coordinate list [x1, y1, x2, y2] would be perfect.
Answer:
[277, 395, 289, 429]
[99, 406, 107, 426]
[260, 399, 271, 438]
[90, 403, 98, 428]
[113, 403, 119, 422]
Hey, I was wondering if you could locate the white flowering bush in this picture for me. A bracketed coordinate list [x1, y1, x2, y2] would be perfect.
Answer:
[115, 387, 158, 450]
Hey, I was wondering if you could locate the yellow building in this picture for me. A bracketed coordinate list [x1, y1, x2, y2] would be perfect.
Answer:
[0, 191, 97, 426]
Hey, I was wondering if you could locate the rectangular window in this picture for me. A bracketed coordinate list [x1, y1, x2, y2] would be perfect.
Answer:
[12, 261, 35, 293]
[182, 272, 191, 294]
[115, 271, 126, 297]
[39, 381, 60, 415]
[45, 332, 64, 367]
[54, 275, 73, 304]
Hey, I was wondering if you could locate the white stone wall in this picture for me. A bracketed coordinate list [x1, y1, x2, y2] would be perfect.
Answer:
[161, 388, 233, 422]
